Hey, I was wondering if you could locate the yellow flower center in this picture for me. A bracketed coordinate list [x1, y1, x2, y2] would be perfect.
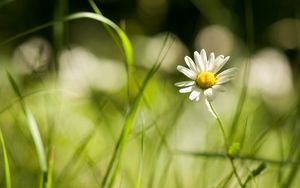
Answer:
[196, 72, 217, 89]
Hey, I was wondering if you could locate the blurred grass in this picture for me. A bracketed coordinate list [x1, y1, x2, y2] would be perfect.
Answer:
[0, 12, 133, 71]
[135, 120, 144, 188]
[101, 50, 163, 188]
[7, 72, 48, 188]
[0, 128, 11, 188]
[0, 0, 300, 187]
[52, 0, 68, 71]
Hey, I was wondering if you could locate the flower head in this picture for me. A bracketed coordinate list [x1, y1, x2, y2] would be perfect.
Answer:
[175, 49, 237, 102]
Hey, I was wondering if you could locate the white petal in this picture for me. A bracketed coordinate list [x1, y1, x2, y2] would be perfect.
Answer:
[189, 90, 201, 101]
[184, 56, 198, 72]
[210, 55, 223, 73]
[212, 84, 226, 92]
[177, 65, 196, 79]
[204, 88, 215, 101]
[217, 67, 238, 78]
[213, 56, 230, 74]
[179, 86, 193, 93]
[174, 81, 195, 87]
[205, 99, 217, 119]
[194, 51, 205, 72]
[216, 76, 234, 85]
[200, 49, 208, 71]
[207, 52, 215, 72]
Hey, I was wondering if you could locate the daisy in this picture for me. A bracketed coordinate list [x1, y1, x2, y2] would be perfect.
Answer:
[175, 49, 237, 102]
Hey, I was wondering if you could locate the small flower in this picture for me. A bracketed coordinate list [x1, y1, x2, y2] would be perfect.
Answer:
[175, 49, 237, 102]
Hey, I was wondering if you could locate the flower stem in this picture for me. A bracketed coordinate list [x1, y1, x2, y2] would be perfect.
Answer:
[207, 101, 244, 188]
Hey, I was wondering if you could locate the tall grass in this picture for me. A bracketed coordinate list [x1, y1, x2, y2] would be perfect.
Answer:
[1, 1, 300, 188]
[7, 72, 48, 188]
[0, 128, 11, 188]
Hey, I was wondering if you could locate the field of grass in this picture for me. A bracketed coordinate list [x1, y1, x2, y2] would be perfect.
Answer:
[0, 0, 300, 187]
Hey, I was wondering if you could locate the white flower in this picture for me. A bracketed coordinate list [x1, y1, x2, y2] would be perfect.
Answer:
[175, 49, 237, 102]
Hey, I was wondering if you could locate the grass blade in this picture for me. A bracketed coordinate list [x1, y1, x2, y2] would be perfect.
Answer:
[6, 72, 23, 100]
[229, 0, 254, 141]
[0, 128, 12, 188]
[87, 0, 133, 99]
[135, 122, 144, 188]
[243, 162, 266, 187]
[281, 143, 300, 187]
[56, 128, 97, 183]
[88, 0, 122, 52]
[53, 0, 68, 71]
[101, 62, 161, 188]
[218, 172, 234, 188]
[66, 12, 133, 70]
[7, 72, 48, 187]
[0, 12, 133, 72]
[102, 33, 174, 188]
[47, 147, 54, 188]
[175, 150, 300, 166]
[25, 108, 48, 172]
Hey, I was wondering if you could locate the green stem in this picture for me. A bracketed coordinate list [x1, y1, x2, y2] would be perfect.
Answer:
[207, 101, 244, 188]
[0, 128, 12, 188]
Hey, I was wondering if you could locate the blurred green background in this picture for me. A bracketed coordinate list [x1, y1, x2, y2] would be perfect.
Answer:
[0, 0, 300, 187]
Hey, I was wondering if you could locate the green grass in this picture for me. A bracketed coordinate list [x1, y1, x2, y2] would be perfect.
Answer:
[0, 128, 11, 188]
[0, 1, 300, 188]
[0, 12, 133, 71]
[7, 72, 48, 188]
